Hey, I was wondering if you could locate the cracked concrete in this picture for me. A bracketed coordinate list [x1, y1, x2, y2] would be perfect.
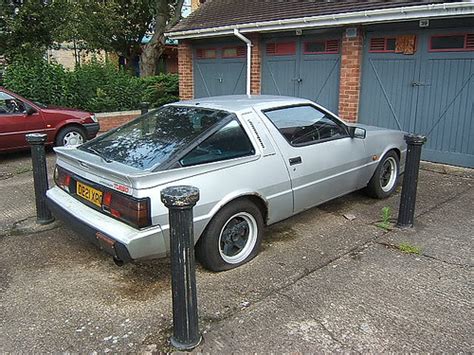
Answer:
[0, 151, 472, 352]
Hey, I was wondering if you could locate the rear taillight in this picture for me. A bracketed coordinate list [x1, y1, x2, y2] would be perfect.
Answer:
[102, 191, 151, 229]
[54, 166, 71, 192]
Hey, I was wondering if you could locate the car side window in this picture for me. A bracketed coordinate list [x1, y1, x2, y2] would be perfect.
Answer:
[264, 105, 348, 146]
[0, 92, 25, 115]
[180, 119, 255, 167]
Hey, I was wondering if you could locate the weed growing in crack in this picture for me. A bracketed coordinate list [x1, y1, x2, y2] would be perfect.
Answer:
[398, 242, 421, 255]
[376, 206, 392, 230]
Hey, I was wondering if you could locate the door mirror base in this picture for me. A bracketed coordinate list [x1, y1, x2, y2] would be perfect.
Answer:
[349, 126, 366, 139]
[25, 105, 37, 116]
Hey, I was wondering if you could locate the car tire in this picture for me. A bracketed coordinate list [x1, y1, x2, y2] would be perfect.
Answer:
[56, 126, 86, 147]
[366, 150, 400, 199]
[196, 199, 264, 272]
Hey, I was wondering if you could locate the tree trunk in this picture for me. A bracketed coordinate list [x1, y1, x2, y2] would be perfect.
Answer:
[139, 0, 184, 77]
[139, 0, 168, 77]
[139, 35, 164, 77]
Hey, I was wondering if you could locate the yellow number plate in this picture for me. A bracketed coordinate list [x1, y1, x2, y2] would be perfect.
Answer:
[76, 181, 103, 207]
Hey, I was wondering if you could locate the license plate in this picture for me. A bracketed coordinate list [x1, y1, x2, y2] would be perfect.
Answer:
[76, 181, 103, 207]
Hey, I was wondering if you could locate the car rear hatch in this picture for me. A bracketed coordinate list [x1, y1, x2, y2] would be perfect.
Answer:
[53, 147, 152, 229]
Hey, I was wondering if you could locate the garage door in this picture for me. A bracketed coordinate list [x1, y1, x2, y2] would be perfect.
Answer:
[194, 45, 247, 98]
[261, 36, 341, 113]
[359, 29, 474, 168]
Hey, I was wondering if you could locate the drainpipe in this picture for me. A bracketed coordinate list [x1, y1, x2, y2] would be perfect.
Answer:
[233, 28, 252, 96]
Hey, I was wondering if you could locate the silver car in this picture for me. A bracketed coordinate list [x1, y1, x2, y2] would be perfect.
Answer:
[46, 96, 406, 271]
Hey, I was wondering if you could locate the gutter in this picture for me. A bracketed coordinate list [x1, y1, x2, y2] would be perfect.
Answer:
[233, 29, 252, 96]
[166, 2, 474, 39]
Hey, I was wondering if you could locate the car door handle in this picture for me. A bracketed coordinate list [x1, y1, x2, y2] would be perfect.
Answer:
[289, 156, 302, 165]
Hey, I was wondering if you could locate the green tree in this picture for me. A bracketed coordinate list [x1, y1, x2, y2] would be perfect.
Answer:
[0, 0, 69, 61]
[63, 0, 154, 72]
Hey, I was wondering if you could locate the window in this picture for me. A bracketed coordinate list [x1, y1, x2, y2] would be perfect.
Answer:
[80, 106, 231, 170]
[222, 46, 246, 58]
[430, 34, 474, 52]
[304, 40, 339, 54]
[0, 92, 25, 114]
[196, 48, 217, 59]
[266, 42, 296, 56]
[180, 119, 255, 167]
[369, 37, 396, 52]
[264, 105, 348, 146]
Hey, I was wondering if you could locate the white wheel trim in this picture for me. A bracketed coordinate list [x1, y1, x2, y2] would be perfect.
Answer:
[381, 156, 398, 192]
[218, 212, 258, 264]
[63, 131, 84, 146]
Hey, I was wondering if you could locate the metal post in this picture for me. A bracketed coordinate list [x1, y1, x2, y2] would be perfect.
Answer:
[26, 133, 54, 225]
[160, 185, 201, 351]
[397, 134, 427, 228]
[140, 102, 150, 115]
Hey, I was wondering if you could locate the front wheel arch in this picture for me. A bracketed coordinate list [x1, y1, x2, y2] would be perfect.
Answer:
[55, 124, 87, 147]
[365, 149, 400, 199]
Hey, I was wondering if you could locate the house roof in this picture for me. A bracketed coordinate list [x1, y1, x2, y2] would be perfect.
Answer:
[167, 0, 474, 39]
[171, 0, 445, 32]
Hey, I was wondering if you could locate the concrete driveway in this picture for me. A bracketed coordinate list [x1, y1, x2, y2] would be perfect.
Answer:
[0, 151, 472, 352]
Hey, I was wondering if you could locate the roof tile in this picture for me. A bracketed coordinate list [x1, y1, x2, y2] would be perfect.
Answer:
[170, 0, 450, 33]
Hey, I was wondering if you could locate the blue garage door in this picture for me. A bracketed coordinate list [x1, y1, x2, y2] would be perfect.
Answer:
[262, 36, 341, 113]
[359, 29, 474, 168]
[194, 45, 246, 98]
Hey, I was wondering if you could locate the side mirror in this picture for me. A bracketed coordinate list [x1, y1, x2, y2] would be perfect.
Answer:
[349, 126, 366, 139]
[25, 105, 37, 115]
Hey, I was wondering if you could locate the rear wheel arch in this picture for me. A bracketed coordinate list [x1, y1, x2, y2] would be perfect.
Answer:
[195, 194, 268, 271]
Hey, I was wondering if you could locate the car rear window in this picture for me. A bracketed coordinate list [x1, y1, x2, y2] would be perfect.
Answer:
[80, 105, 232, 170]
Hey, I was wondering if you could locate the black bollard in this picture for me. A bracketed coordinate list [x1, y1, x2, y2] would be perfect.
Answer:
[160, 185, 201, 351]
[26, 133, 54, 225]
[140, 102, 150, 115]
[397, 134, 427, 228]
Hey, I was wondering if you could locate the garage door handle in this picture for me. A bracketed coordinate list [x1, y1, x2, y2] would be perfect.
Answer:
[289, 156, 302, 165]
[291, 78, 303, 83]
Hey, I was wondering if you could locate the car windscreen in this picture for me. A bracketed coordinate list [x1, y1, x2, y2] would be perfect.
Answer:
[79, 105, 232, 170]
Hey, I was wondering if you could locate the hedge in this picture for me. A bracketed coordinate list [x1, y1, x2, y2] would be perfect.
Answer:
[3, 57, 179, 113]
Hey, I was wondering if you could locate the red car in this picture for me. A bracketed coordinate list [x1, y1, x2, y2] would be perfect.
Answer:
[0, 87, 99, 152]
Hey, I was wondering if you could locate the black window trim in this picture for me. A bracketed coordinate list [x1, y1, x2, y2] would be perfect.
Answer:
[262, 103, 351, 148]
[80, 105, 242, 172]
[157, 111, 256, 171]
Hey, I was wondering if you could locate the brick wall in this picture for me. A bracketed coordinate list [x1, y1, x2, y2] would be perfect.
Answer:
[97, 110, 141, 133]
[338, 28, 363, 122]
[250, 34, 262, 95]
[178, 40, 194, 100]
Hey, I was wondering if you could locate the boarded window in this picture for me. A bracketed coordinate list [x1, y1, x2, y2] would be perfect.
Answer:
[430, 34, 474, 51]
[266, 42, 296, 56]
[369, 36, 416, 54]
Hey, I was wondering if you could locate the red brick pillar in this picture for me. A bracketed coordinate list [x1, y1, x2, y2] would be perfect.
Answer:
[178, 40, 194, 100]
[249, 34, 261, 95]
[338, 28, 363, 122]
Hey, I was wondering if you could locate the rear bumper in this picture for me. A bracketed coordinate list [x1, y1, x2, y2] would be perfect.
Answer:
[47, 196, 132, 263]
[46, 186, 167, 262]
[83, 122, 100, 139]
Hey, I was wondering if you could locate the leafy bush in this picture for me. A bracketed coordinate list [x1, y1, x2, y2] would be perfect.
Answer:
[3, 57, 179, 112]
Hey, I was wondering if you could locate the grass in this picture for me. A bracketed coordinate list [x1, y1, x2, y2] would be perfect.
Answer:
[398, 242, 421, 255]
